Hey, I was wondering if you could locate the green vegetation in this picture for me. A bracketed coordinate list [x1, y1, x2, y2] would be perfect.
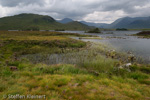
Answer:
[79, 37, 102, 39]
[0, 13, 92, 31]
[134, 31, 150, 38]
[116, 28, 128, 31]
[64, 21, 93, 30]
[55, 29, 65, 31]
[142, 29, 150, 31]
[0, 31, 150, 100]
[137, 31, 150, 35]
[24, 26, 40, 31]
[87, 28, 101, 33]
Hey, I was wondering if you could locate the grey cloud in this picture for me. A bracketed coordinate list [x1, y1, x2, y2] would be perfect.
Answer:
[0, 0, 150, 23]
[0, 0, 44, 7]
[101, 0, 150, 13]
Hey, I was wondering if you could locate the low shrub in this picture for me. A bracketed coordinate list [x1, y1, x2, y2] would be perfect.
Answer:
[127, 72, 149, 80]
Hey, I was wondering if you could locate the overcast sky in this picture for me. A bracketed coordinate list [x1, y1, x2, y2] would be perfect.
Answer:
[0, 0, 150, 23]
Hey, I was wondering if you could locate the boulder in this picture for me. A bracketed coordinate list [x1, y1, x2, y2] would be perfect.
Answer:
[118, 63, 132, 72]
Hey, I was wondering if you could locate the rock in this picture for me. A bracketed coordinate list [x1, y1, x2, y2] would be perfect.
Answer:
[9, 66, 18, 71]
[127, 51, 132, 54]
[112, 50, 115, 52]
[118, 63, 132, 72]
[73, 83, 79, 87]
[128, 53, 136, 62]
[118, 66, 123, 69]
[125, 63, 132, 67]
[106, 50, 116, 58]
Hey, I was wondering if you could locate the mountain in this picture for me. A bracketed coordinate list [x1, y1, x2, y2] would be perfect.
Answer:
[64, 21, 94, 30]
[57, 18, 74, 24]
[57, 18, 108, 28]
[106, 17, 150, 29]
[80, 17, 150, 29]
[0, 13, 92, 30]
[1, 13, 149, 30]
[80, 21, 108, 28]
[79, 16, 150, 29]
[57, 18, 109, 28]
[0, 13, 64, 30]
[127, 17, 150, 28]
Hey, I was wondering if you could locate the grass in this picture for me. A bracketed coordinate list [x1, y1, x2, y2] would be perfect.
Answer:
[0, 63, 150, 100]
[2, 35, 67, 41]
[79, 37, 102, 39]
[0, 31, 150, 100]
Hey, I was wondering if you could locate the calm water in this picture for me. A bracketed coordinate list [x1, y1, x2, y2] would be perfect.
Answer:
[63, 31, 150, 64]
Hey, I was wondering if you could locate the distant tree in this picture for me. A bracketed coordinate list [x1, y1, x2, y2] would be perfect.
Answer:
[87, 28, 101, 33]
[116, 28, 128, 31]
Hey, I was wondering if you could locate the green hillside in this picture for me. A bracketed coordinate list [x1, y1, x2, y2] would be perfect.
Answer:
[0, 13, 92, 30]
[65, 21, 94, 30]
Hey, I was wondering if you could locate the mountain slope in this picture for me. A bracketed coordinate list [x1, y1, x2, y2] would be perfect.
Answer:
[79, 16, 150, 29]
[64, 21, 94, 30]
[128, 17, 150, 28]
[0, 14, 92, 30]
[106, 17, 150, 29]
[0, 13, 65, 30]
[57, 18, 73, 24]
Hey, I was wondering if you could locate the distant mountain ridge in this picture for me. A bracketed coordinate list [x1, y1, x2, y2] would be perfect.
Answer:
[106, 17, 150, 29]
[57, 18, 73, 24]
[0, 13, 150, 30]
[57, 18, 109, 28]
[58, 16, 150, 29]
[0, 13, 92, 30]
[80, 17, 150, 29]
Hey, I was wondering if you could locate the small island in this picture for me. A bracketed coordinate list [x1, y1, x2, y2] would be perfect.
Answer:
[116, 28, 128, 31]
[134, 31, 150, 38]
[87, 28, 101, 33]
